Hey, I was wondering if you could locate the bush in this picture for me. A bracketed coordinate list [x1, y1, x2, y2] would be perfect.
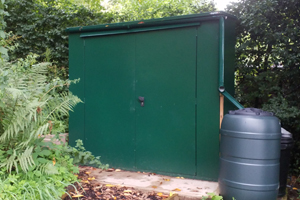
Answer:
[5, 0, 109, 80]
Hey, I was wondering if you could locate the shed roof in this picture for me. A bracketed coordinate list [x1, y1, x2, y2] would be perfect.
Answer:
[66, 11, 236, 34]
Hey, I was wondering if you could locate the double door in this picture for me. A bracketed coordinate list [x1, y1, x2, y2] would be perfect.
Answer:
[84, 27, 197, 175]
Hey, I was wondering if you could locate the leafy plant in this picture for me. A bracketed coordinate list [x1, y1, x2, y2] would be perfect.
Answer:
[0, 52, 82, 173]
[202, 193, 223, 200]
[0, 45, 83, 199]
[0, 139, 79, 200]
[63, 139, 109, 169]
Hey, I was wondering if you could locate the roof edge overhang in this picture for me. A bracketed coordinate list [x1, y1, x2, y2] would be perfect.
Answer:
[66, 11, 237, 34]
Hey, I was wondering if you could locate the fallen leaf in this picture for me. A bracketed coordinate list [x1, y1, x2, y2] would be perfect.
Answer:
[124, 190, 132, 193]
[124, 193, 131, 196]
[115, 169, 121, 172]
[180, 177, 184, 179]
[72, 194, 84, 198]
[293, 187, 298, 190]
[152, 186, 157, 189]
[172, 188, 181, 191]
[81, 180, 90, 183]
[52, 157, 56, 166]
[163, 178, 170, 181]
[74, 174, 78, 177]
[169, 192, 176, 196]
[88, 177, 95, 180]
[107, 168, 114, 172]
[83, 188, 89, 191]
[105, 25, 109, 27]
[157, 193, 163, 197]
[176, 177, 180, 179]
[106, 184, 115, 187]
[85, 171, 91, 174]
[159, 182, 163, 185]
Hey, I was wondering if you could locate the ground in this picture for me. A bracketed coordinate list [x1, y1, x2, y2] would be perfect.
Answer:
[62, 166, 218, 200]
[287, 176, 300, 200]
[63, 166, 296, 200]
[63, 166, 170, 200]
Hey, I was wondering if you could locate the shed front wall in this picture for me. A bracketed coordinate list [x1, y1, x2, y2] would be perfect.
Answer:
[69, 18, 236, 181]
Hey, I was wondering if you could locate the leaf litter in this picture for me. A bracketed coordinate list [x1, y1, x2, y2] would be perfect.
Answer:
[63, 166, 170, 200]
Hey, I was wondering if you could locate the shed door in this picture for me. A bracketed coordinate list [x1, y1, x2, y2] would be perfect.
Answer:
[83, 27, 197, 175]
[84, 34, 136, 169]
[135, 27, 197, 175]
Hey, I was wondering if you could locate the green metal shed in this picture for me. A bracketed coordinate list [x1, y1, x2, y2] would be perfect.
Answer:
[67, 11, 238, 181]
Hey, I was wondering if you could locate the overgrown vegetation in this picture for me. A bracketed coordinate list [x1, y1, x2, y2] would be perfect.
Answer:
[0, 46, 81, 199]
[0, 1, 109, 198]
[226, 0, 300, 172]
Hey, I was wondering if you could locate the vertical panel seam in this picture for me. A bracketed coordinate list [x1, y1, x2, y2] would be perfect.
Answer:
[134, 34, 137, 169]
[83, 39, 86, 143]
[195, 27, 198, 176]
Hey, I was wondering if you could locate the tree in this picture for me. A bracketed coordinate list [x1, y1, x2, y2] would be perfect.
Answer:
[5, 0, 109, 80]
[106, 0, 216, 22]
[71, 0, 104, 11]
[227, 0, 300, 171]
[227, 0, 300, 129]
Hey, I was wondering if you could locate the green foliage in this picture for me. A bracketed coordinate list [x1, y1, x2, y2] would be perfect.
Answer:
[0, 0, 9, 59]
[0, 140, 79, 200]
[71, 0, 104, 11]
[0, 41, 84, 198]
[201, 193, 224, 200]
[5, 0, 109, 80]
[107, 0, 216, 22]
[0, 50, 82, 172]
[62, 139, 109, 169]
[227, 0, 300, 172]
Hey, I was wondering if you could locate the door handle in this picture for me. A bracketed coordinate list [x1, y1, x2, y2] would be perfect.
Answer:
[138, 96, 145, 107]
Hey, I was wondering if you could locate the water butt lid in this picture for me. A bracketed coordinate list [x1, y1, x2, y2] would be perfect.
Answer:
[281, 128, 293, 144]
[229, 108, 274, 116]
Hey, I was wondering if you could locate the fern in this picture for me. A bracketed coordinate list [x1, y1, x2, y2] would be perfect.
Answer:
[0, 53, 82, 174]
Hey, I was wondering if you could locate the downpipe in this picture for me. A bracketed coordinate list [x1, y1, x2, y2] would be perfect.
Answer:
[218, 17, 244, 110]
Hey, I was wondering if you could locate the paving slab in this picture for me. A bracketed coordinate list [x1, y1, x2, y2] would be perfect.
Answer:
[89, 169, 219, 200]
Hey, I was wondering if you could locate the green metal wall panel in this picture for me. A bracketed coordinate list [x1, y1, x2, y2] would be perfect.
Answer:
[69, 34, 85, 147]
[135, 27, 197, 175]
[196, 21, 220, 181]
[83, 35, 136, 169]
